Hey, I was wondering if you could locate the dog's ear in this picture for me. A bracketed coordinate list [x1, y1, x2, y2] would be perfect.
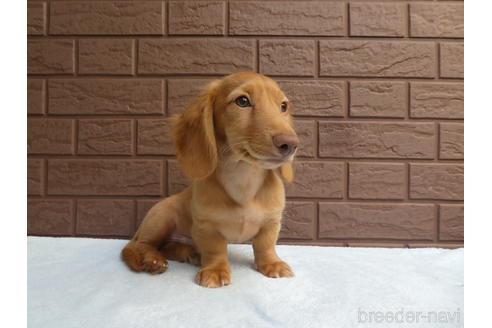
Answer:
[278, 163, 294, 183]
[173, 81, 220, 180]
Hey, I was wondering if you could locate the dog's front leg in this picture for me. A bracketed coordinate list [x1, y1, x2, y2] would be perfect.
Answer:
[192, 223, 231, 288]
[253, 219, 294, 278]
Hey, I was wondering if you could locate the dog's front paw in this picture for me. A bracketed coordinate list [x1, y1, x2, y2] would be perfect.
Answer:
[195, 266, 231, 288]
[257, 261, 294, 278]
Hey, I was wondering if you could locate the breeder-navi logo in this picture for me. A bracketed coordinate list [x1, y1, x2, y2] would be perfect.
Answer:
[357, 308, 461, 325]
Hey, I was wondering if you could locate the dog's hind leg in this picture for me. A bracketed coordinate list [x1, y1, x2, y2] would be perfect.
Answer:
[121, 194, 185, 274]
[161, 242, 201, 266]
[122, 241, 169, 274]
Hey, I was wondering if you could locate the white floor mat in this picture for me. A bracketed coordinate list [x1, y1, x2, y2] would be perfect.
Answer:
[28, 237, 463, 328]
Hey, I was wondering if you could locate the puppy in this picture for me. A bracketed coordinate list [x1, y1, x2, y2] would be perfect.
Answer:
[122, 72, 299, 288]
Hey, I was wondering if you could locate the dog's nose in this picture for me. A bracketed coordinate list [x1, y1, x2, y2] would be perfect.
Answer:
[273, 134, 299, 157]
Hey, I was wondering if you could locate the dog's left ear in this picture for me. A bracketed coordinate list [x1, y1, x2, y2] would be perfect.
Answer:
[279, 163, 294, 183]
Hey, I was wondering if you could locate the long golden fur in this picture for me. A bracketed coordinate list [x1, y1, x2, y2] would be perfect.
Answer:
[122, 72, 299, 288]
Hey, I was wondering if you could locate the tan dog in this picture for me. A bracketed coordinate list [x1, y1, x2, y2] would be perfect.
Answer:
[122, 72, 299, 288]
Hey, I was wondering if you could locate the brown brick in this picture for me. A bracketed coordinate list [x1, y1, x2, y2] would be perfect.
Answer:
[439, 205, 464, 241]
[319, 203, 434, 240]
[410, 3, 464, 38]
[76, 200, 134, 237]
[167, 79, 211, 115]
[136, 199, 160, 227]
[28, 159, 43, 196]
[28, 200, 73, 236]
[230, 1, 344, 36]
[28, 40, 74, 74]
[27, 119, 73, 154]
[50, 1, 163, 35]
[169, 1, 225, 35]
[79, 39, 134, 75]
[410, 83, 464, 119]
[48, 159, 163, 196]
[320, 40, 435, 78]
[294, 120, 315, 158]
[27, 79, 45, 115]
[48, 79, 163, 115]
[410, 164, 463, 200]
[28, 2, 46, 35]
[350, 3, 406, 37]
[319, 122, 435, 159]
[279, 201, 315, 240]
[286, 161, 343, 198]
[139, 39, 254, 74]
[260, 40, 315, 76]
[440, 123, 464, 160]
[350, 81, 407, 118]
[78, 119, 133, 155]
[440, 43, 464, 78]
[278, 81, 344, 117]
[137, 119, 174, 155]
[168, 160, 191, 195]
[349, 163, 405, 200]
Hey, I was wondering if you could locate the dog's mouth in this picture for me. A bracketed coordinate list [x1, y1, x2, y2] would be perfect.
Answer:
[239, 146, 289, 167]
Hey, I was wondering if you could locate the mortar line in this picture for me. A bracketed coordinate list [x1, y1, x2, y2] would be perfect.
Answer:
[25, 153, 464, 163]
[26, 35, 465, 42]
[45, 1, 50, 36]
[163, 1, 168, 36]
[406, 3, 411, 38]
[25, 74, 465, 82]
[225, 0, 229, 37]
[345, 2, 350, 37]
[25, 194, 465, 205]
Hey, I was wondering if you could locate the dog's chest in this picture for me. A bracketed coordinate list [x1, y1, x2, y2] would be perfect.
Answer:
[217, 203, 279, 243]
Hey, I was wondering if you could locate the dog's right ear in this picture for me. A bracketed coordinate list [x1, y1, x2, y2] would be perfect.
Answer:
[172, 80, 220, 180]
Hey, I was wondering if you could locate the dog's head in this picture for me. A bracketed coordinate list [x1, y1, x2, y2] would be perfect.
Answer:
[173, 72, 298, 182]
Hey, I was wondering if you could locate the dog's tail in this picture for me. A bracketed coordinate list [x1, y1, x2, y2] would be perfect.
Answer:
[121, 241, 143, 272]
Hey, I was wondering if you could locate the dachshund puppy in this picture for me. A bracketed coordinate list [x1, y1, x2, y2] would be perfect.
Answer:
[122, 72, 299, 288]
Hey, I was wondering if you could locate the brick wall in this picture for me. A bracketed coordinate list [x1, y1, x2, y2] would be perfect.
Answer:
[27, 0, 464, 248]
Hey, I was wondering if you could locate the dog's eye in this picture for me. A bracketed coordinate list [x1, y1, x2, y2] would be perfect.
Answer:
[235, 96, 251, 108]
[280, 102, 288, 113]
